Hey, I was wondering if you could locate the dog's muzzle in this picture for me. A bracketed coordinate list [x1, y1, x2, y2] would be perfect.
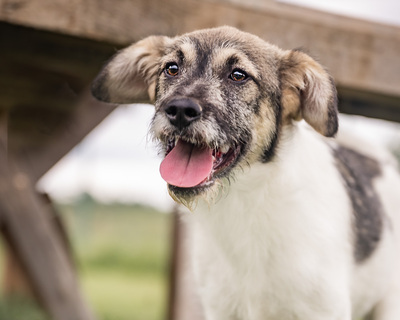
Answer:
[158, 97, 243, 191]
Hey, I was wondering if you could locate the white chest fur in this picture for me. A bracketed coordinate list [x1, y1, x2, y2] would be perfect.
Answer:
[184, 125, 354, 320]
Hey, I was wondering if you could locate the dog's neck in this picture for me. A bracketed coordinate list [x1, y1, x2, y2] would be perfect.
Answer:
[210, 122, 332, 202]
[181, 122, 353, 318]
[186, 122, 341, 252]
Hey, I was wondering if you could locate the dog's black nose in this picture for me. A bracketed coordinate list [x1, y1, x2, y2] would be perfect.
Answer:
[163, 98, 202, 130]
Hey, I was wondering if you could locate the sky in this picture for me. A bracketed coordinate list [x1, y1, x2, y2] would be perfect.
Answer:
[37, 0, 400, 211]
[280, 0, 400, 26]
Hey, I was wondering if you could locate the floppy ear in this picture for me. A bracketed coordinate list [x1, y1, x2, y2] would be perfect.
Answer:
[91, 35, 171, 104]
[280, 50, 338, 137]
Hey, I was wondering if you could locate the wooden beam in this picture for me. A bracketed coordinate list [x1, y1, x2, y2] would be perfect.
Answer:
[2, 233, 36, 298]
[338, 87, 400, 123]
[0, 0, 399, 100]
[1, 193, 74, 301]
[0, 156, 96, 320]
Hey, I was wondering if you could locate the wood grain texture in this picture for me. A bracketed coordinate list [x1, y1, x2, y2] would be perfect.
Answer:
[0, 22, 119, 181]
[0, 0, 399, 98]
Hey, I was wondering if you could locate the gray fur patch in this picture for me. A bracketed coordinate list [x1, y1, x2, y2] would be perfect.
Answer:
[333, 145, 384, 263]
[91, 70, 110, 102]
[325, 76, 339, 137]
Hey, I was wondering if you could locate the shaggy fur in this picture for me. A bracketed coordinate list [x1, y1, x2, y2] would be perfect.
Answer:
[92, 26, 400, 320]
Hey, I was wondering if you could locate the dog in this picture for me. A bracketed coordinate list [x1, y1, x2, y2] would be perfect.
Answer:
[92, 26, 400, 320]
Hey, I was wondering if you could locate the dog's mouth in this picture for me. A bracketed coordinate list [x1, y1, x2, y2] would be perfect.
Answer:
[159, 138, 241, 190]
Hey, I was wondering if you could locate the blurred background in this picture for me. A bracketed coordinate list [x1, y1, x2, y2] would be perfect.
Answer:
[0, 0, 399, 319]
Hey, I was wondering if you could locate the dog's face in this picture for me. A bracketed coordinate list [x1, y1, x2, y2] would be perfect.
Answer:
[92, 27, 338, 205]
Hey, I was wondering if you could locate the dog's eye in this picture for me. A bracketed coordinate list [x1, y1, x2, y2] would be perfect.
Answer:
[230, 69, 247, 82]
[165, 63, 179, 77]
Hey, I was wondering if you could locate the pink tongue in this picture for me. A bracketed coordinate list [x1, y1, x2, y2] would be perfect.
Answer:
[160, 140, 213, 188]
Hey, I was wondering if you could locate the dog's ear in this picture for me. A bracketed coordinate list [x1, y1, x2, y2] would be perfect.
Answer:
[91, 36, 171, 104]
[280, 50, 338, 137]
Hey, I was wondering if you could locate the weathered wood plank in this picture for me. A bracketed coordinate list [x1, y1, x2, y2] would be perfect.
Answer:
[0, 0, 399, 99]
[338, 87, 400, 123]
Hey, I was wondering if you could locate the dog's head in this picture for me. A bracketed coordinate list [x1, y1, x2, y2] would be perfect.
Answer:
[92, 26, 338, 205]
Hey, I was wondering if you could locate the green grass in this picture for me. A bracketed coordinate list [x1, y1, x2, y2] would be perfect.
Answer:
[0, 195, 172, 320]
[83, 269, 166, 320]
[0, 297, 50, 320]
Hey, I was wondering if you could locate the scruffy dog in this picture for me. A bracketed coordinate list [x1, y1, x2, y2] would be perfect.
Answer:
[92, 27, 400, 320]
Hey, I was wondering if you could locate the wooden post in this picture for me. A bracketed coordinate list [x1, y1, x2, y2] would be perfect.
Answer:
[168, 210, 204, 320]
[1, 193, 75, 299]
[1, 237, 35, 298]
[0, 154, 96, 320]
